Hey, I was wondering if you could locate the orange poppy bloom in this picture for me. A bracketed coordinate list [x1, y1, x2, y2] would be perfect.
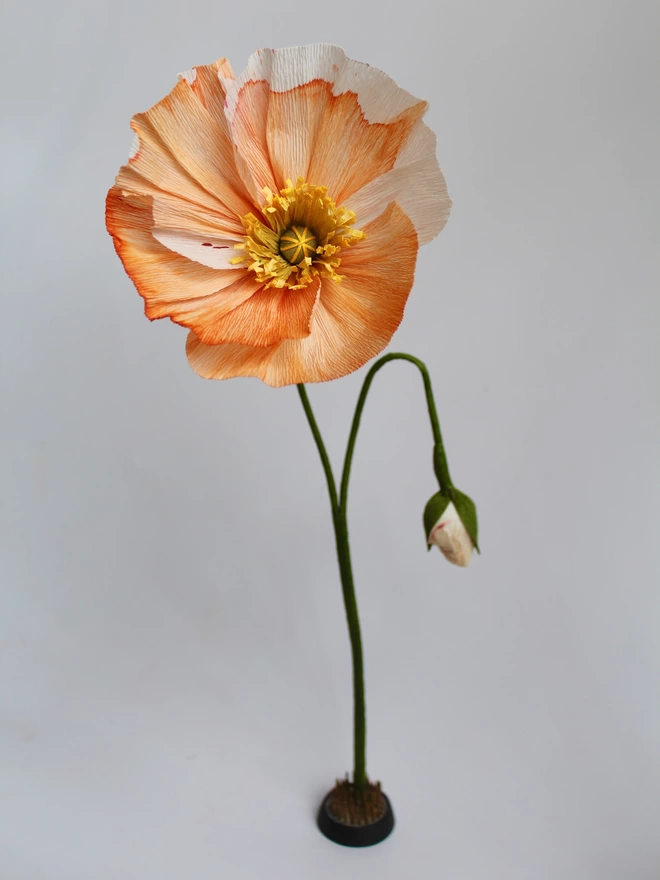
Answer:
[106, 45, 451, 386]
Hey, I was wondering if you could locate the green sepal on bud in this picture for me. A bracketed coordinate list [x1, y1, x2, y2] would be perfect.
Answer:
[423, 487, 480, 565]
[423, 491, 452, 551]
[450, 488, 479, 553]
[424, 488, 479, 552]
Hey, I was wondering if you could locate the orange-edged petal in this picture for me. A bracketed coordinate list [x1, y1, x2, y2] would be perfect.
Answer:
[106, 186, 261, 325]
[224, 78, 277, 200]
[193, 276, 320, 347]
[117, 60, 249, 242]
[121, 71, 253, 234]
[186, 333, 274, 381]
[186, 202, 418, 385]
[349, 121, 452, 245]
[225, 45, 427, 204]
[180, 58, 235, 133]
[306, 88, 425, 206]
[179, 59, 264, 208]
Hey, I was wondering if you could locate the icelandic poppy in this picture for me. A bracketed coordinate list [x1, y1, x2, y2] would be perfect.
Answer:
[107, 44, 451, 385]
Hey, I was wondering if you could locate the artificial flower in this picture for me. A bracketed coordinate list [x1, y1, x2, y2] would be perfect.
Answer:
[106, 44, 451, 386]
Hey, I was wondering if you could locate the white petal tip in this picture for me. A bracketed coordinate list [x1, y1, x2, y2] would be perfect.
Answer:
[178, 68, 197, 85]
[128, 133, 140, 160]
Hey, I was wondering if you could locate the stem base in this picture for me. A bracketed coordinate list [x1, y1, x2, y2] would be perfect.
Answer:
[317, 783, 395, 847]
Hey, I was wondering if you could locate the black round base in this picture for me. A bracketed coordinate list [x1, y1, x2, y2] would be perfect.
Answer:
[317, 791, 395, 847]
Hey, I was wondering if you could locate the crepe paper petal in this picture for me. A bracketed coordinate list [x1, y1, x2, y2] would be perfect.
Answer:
[185, 203, 417, 385]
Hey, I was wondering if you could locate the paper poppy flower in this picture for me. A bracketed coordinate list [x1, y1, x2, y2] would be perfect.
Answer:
[106, 44, 451, 386]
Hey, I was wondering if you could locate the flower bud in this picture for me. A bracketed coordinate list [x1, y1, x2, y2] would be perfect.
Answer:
[423, 489, 479, 568]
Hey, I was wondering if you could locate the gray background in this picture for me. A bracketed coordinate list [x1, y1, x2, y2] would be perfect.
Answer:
[1, 0, 659, 877]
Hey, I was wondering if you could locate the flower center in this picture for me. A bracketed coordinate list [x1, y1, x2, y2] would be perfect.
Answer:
[279, 225, 318, 265]
[231, 178, 365, 290]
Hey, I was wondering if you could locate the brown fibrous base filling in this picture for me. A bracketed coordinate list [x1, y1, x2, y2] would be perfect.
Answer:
[326, 777, 387, 826]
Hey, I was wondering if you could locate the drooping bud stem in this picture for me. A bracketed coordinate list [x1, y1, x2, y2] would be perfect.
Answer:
[341, 353, 452, 509]
[433, 441, 452, 493]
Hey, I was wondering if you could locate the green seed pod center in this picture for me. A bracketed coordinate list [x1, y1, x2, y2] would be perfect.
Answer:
[279, 225, 318, 266]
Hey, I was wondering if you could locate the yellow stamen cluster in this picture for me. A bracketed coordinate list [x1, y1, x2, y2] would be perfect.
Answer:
[231, 178, 365, 290]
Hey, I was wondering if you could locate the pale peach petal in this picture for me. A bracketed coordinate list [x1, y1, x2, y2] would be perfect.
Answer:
[264, 80, 329, 188]
[184, 58, 235, 130]
[225, 79, 278, 197]
[193, 276, 320, 347]
[149, 189, 245, 240]
[185, 203, 418, 385]
[119, 64, 253, 240]
[135, 78, 254, 222]
[348, 122, 452, 244]
[124, 117, 225, 216]
[116, 164, 246, 240]
[175, 58, 265, 207]
[307, 89, 425, 204]
[225, 45, 427, 203]
[151, 229, 242, 271]
[106, 186, 259, 323]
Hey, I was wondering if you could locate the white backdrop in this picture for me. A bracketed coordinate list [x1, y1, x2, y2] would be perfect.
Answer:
[1, 0, 659, 877]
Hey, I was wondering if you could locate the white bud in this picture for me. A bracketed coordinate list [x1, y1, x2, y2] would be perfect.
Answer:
[428, 502, 474, 567]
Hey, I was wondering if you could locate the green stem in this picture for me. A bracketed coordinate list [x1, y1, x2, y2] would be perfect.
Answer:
[297, 353, 448, 792]
[332, 505, 366, 790]
[297, 384, 366, 789]
[296, 384, 338, 511]
[340, 352, 451, 510]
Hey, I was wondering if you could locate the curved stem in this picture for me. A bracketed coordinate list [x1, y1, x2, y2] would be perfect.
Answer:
[297, 384, 338, 511]
[340, 353, 451, 511]
[297, 384, 367, 789]
[297, 354, 449, 793]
